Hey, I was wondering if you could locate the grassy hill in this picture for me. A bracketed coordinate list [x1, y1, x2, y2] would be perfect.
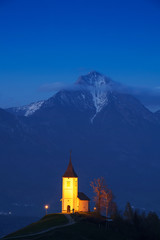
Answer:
[3, 212, 160, 240]
[3, 213, 68, 239]
[3, 213, 121, 240]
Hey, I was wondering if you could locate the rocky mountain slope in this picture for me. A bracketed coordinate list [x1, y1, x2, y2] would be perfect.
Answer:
[7, 100, 44, 117]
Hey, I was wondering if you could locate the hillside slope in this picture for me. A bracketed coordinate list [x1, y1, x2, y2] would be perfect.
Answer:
[4, 212, 160, 240]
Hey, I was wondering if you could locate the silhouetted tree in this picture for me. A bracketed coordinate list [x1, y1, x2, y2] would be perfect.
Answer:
[110, 201, 118, 219]
[124, 202, 133, 221]
[133, 210, 141, 230]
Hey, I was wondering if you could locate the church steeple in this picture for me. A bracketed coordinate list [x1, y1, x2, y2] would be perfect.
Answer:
[63, 151, 78, 177]
[61, 151, 89, 213]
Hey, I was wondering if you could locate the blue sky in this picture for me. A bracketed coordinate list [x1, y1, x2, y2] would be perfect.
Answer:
[0, 0, 160, 107]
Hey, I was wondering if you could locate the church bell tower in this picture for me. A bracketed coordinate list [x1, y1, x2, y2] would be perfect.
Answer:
[61, 152, 78, 213]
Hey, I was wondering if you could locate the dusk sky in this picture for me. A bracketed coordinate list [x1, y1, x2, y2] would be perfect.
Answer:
[0, 0, 160, 108]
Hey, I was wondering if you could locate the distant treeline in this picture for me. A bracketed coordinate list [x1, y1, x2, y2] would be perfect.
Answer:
[111, 202, 160, 240]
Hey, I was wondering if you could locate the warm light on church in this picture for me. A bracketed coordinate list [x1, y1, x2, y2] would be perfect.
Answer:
[61, 152, 90, 213]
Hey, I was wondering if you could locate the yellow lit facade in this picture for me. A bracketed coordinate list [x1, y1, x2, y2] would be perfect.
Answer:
[62, 177, 78, 212]
[61, 154, 90, 213]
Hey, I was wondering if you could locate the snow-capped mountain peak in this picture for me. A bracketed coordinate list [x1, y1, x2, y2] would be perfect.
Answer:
[77, 71, 113, 121]
[77, 71, 111, 87]
[7, 71, 116, 121]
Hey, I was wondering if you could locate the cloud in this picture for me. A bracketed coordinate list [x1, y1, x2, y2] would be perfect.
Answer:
[93, 82, 160, 112]
[39, 82, 72, 92]
[12, 202, 34, 207]
[117, 84, 160, 112]
[39, 81, 83, 93]
[155, 86, 160, 90]
[39, 80, 160, 112]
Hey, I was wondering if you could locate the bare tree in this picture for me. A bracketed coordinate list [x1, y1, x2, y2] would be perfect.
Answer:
[101, 188, 113, 218]
[90, 177, 113, 216]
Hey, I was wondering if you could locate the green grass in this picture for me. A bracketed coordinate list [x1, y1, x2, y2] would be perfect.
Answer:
[3, 211, 160, 240]
[5, 212, 124, 240]
[4, 212, 121, 240]
[4, 213, 68, 238]
[4, 212, 120, 240]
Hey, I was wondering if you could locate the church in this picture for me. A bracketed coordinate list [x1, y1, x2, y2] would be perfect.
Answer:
[61, 154, 90, 213]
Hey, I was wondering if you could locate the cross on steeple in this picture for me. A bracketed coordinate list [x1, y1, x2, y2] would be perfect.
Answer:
[70, 150, 72, 161]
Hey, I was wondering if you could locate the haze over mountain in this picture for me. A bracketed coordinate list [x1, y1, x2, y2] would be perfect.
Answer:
[1, 71, 160, 217]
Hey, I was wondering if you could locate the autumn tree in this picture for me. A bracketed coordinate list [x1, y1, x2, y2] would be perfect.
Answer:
[90, 177, 114, 216]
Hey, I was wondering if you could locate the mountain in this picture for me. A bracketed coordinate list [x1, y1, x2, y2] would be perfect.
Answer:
[0, 108, 58, 216]
[7, 100, 44, 117]
[1, 71, 160, 218]
[155, 110, 160, 120]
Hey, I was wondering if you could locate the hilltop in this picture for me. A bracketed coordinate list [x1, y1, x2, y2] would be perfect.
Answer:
[3, 211, 160, 240]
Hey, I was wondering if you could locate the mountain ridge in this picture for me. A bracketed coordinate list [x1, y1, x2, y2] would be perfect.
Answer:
[1, 71, 160, 217]
[6, 71, 160, 123]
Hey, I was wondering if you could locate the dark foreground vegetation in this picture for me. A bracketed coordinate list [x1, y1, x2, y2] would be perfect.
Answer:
[111, 211, 160, 240]
[3, 209, 160, 240]
[71, 211, 160, 240]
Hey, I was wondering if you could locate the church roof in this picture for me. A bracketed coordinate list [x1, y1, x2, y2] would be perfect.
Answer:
[63, 153, 78, 178]
[78, 192, 90, 201]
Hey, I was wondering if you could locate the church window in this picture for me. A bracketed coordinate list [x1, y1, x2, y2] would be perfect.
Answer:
[67, 181, 70, 187]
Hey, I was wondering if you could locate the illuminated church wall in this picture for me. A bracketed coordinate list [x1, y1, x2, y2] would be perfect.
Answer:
[61, 153, 90, 213]
[62, 177, 78, 212]
[77, 199, 89, 212]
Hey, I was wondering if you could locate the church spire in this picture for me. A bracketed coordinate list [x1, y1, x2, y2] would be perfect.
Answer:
[63, 151, 78, 177]
[70, 150, 72, 162]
